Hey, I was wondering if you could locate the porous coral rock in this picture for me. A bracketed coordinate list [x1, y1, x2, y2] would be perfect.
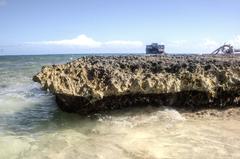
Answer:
[33, 55, 240, 114]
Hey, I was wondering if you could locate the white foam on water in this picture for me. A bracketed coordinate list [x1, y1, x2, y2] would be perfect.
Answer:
[98, 106, 185, 128]
[0, 83, 54, 115]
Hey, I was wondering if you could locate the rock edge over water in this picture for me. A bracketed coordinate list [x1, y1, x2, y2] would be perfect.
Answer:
[33, 55, 240, 114]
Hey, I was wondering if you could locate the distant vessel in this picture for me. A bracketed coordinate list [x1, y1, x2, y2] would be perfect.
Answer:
[146, 43, 165, 54]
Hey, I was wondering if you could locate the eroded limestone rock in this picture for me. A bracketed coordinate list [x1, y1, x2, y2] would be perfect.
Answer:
[33, 55, 240, 114]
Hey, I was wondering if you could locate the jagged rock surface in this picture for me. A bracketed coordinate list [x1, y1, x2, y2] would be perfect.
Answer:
[33, 55, 240, 114]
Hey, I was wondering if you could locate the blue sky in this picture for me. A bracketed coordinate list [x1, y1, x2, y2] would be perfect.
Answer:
[0, 0, 240, 55]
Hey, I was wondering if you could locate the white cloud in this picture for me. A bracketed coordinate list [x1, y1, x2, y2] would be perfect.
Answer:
[37, 34, 102, 48]
[167, 40, 188, 50]
[29, 34, 144, 49]
[203, 39, 218, 47]
[169, 40, 188, 47]
[201, 39, 219, 51]
[105, 40, 143, 48]
[228, 35, 240, 48]
[164, 35, 240, 54]
[0, 0, 6, 6]
[199, 36, 240, 53]
[190, 36, 240, 53]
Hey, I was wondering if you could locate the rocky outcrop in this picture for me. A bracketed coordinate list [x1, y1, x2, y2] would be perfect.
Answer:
[33, 55, 240, 114]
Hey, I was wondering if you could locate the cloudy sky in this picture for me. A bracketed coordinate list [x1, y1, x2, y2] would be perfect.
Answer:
[0, 0, 240, 55]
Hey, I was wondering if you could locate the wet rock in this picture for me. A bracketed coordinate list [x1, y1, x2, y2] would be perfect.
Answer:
[33, 55, 240, 114]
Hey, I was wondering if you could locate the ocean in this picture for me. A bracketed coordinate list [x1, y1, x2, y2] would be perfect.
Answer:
[0, 54, 240, 159]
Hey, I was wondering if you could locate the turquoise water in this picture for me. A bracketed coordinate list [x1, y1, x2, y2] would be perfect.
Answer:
[0, 54, 240, 159]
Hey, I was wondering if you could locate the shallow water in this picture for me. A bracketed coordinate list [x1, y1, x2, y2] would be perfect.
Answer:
[0, 55, 240, 159]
